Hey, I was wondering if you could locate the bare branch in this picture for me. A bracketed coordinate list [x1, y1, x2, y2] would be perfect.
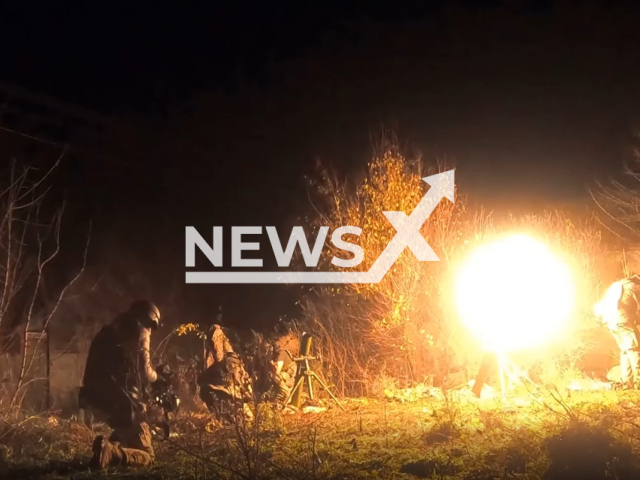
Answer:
[16, 220, 91, 401]
[590, 149, 640, 240]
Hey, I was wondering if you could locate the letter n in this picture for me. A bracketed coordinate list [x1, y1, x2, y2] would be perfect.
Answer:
[186, 227, 222, 267]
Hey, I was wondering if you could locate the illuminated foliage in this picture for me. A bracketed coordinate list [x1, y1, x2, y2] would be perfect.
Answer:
[303, 150, 488, 394]
[303, 148, 611, 396]
[176, 323, 207, 340]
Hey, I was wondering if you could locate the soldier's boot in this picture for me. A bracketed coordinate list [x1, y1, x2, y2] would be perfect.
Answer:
[119, 447, 154, 467]
[112, 422, 156, 467]
[89, 436, 125, 469]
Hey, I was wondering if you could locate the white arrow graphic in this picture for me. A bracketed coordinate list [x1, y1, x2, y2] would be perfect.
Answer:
[186, 169, 455, 284]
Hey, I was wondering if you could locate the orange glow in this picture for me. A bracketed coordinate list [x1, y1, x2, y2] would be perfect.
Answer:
[455, 234, 575, 354]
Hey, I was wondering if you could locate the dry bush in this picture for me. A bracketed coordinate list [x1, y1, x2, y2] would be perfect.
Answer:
[0, 158, 87, 410]
[590, 139, 640, 243]
[302, 146, 616, 397]
[302, 148, 493, 396]
[589, 140, 640, 281]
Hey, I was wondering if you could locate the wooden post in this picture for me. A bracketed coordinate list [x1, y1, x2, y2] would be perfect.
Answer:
[23, 330, 49, 411]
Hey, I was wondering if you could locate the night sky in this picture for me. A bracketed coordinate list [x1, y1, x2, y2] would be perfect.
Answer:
[0, 1, 639, 329]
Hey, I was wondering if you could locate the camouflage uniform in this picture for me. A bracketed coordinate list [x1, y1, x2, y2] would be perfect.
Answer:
[199, 352, 253, 421]
[80, 302, 160, 468]
[198, 324, 252, 420]
[205, 324, 234, 367]
[595, 276, 640, 388]
[270, 334, 299, 404]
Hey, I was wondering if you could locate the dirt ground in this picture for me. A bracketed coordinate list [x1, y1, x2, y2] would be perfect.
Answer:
[3, 385, 640, 480]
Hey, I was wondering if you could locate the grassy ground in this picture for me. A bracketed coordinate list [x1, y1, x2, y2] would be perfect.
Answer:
[3, 385, 640, 479]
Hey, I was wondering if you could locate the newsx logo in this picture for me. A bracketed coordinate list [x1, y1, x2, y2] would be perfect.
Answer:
[185, 170, 455, 284]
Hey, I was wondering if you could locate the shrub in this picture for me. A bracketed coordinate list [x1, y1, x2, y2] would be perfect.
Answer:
[302, 147, 615, 396]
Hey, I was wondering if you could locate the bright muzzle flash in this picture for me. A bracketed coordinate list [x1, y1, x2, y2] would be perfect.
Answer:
[455, 234, 576, 354]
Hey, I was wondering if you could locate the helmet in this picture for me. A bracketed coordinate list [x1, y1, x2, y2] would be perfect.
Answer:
[128, 300, 161, 330]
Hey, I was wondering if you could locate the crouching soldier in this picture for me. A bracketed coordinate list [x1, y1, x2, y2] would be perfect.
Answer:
[199, 352, 254, 422]
[269, 331, 299, 405]
[198, 325, 253, 422]
[594, 276, 640, 389]
[79, 300, 163, 469]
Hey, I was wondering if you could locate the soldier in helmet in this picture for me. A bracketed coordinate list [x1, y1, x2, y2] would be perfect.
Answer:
[594, 275, 640, 389]
[79, 300, 164, 469]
